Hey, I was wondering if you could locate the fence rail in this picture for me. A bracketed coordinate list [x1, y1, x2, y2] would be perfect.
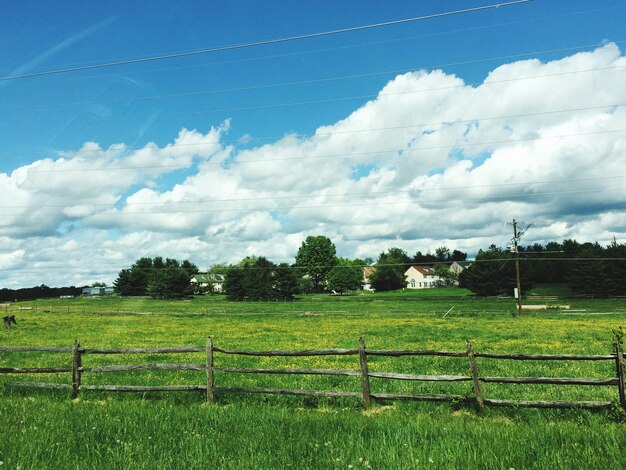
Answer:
[1, 337, 624, 412]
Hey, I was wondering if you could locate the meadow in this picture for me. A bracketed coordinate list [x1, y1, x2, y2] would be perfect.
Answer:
[1, 290, 625, 469]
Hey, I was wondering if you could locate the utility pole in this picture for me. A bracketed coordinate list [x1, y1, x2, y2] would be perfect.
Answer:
[512, 219, 523, 316]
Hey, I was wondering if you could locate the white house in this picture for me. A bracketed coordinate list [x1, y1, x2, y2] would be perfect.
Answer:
[362, 266, 376, 291]
[190, 273, 225, 293]
[404, 265, 442, 289]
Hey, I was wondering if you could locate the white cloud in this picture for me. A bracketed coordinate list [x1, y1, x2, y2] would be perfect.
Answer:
[2, 44, 626, 286]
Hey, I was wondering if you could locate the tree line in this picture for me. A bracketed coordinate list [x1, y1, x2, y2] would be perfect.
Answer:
[0, 285, 83, 302]
[113, 257, 199, 299]
[460, 239, 626, 297]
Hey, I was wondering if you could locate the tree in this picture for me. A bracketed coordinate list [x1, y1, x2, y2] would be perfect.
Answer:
[370, 248, 411, 291]
[450, 250, 467, 262]
[114, 257, 196, 298]
[433, 263, 456, 286]
[327, 258, 363, 294]
[295, 236, 337, 292]
[223, 266, 246, 301]
[273, 263, 299, 301]
[147, 259, 194, 299]
[223, 258, 298, 301]
[460, 245, 533, 296]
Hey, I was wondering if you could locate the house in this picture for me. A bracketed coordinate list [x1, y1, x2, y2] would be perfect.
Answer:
[404, 265, 442, 289]
[362, 266, 376, 291]
[449, 261, 472, 276]
[82, 286, 114, 296]
[190, 273, 225, 294]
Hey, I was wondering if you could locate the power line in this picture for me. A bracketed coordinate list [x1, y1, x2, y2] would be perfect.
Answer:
[4, 186, 624, 217]
[7, 127, 626, 173]
[0, 1, 532, 81]
[1, 256, 625, 274]
[2, 100, 624, 160]
[3, 62, 623, 131]
[4, 3, 619, 87]
[5, 39, 624, 113]
[2, 174, 625, 210]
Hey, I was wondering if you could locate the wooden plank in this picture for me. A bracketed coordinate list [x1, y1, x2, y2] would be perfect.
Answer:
[366, 349, 466, 358]
[71, 340, 81, 399]
[466, 340, 484, 412]
[475, 353, 614, 361]
[0, 367, 72, 374]
[481, 376, 618, 386]
[213, 386, 361, 399]
[358, 337, 371, 410]
[368, 372, 471, 382]
[81, 384, 206, 392]
[371, 392, 465, 402]
[0, 346, 73, 353]
[82, 346, 204, 355]
[616, 346, 626, 411]
[206, 337, 214, 404]
[7, 381, 72, 390]
[483, 398, 614, 410]
[213, 347, 358, 357]
[214, 366, 360, 376]
[81, 363, 205, 373]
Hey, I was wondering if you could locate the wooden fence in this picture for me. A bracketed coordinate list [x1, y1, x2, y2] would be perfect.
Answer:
[1, 338, 624, 412]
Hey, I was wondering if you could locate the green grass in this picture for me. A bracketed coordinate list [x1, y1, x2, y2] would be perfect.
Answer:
[1, 295, 625, 469]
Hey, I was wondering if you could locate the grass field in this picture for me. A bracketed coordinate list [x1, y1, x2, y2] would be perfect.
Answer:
[1, 292, 625, 469]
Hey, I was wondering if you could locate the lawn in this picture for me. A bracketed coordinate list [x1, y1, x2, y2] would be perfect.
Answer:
[1, 293, 625, 469]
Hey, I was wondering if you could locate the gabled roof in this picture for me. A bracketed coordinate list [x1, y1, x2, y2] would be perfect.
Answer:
[451, 261, 472, 268]
[405, 265, 436, 275]
[191, 274, 211, 283]
[362, 266, 376, 281]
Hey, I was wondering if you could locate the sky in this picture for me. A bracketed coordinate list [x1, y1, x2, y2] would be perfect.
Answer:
[1, 0, 626, 288]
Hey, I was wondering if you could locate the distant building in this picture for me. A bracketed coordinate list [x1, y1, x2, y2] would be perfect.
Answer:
[362, 266, 376, 291]
[449, 261, 472, 276]
[404, 265, 442, 289]
[82, 286, 114, 296]
[190, 273, 225, 294]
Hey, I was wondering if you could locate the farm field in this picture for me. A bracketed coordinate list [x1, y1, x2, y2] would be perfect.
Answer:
[1, 293, 625, 469]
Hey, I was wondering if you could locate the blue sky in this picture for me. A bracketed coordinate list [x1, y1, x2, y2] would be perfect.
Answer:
[2, 0, 626, 287]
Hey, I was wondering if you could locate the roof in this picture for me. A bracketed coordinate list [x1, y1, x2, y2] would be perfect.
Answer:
[363, 266, 376, 281]
[191, 273, 225, 283]
[405, 265, 436, 275]
[191, 274, 211, 283]
[451, 261, 472, 268]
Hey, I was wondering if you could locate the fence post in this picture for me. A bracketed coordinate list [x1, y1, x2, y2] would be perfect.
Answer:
[71, 340, 82, 399]
[466, 340, 484, 413]
[615, 338, 626, 412]
[206, 337, 214, 404]
[358, 337, 371, 410]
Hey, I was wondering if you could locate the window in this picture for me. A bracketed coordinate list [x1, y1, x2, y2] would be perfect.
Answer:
[410, 279, 416, 288]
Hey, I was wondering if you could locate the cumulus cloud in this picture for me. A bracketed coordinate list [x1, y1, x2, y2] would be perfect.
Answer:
[2, 44, 626, 286]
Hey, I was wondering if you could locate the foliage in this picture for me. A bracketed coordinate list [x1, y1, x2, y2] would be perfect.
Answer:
[0, 284, 82, 302]
[433, 263, 457, 286]
[294, 235, 337, 292]
[326, 258, 363, 294]
[464, 238, 626, 298]
[370, 247, 411, 292]
[147, 261, 194, 300]
[114, 257, 198, 299]
[459, 245, 532, 296]
[273, 263, 299, 301]
[224, 257, 298, 301]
